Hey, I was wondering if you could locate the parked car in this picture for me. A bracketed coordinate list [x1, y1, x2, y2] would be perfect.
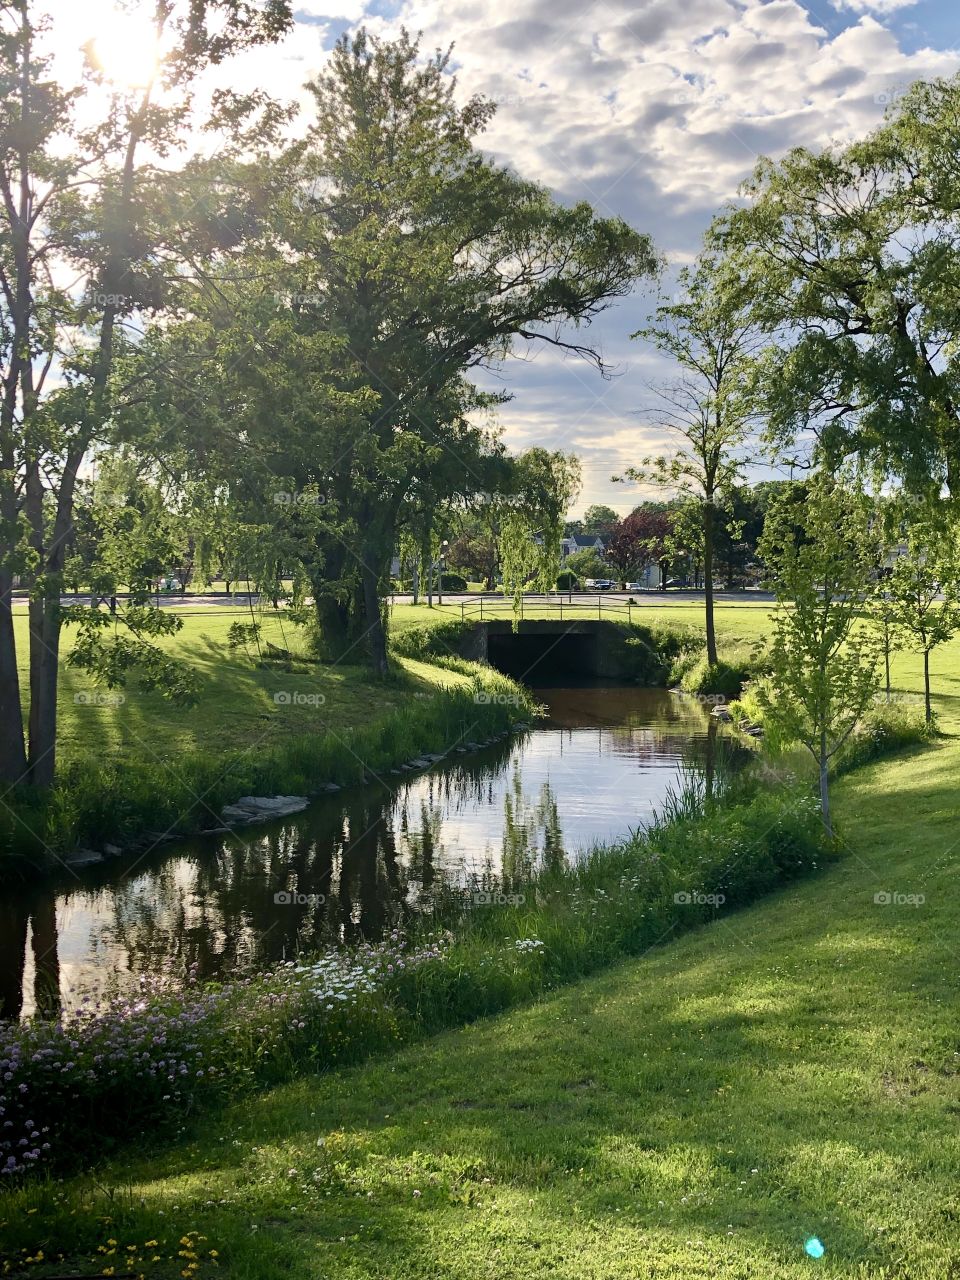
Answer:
[625, 581, 644, 592]
[592, 579, 616, 590]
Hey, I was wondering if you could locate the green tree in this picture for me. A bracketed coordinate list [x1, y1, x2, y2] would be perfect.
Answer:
[621, 252, 758, 663]
[720, 75, 960, 495]
[754, 477, 881, 837]
[581, 504, 619, 538]
[0, 0, 292, 786]
[884, 510, 960, 724]
[281, 29, 654, 669]
[499, 450, 581, 616]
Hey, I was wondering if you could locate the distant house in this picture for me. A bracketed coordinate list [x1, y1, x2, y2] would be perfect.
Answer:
[561, 533, 606, 560]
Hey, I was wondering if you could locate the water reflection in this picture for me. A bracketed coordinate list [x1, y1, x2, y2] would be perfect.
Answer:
[0, 686, 738, 1017]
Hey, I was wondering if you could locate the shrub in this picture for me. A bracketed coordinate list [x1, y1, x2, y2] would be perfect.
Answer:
[439, 572, 468, 592]
[678, 652, 755, 699]
[556, 570, 580, 591]
[836, 700, 935, 774]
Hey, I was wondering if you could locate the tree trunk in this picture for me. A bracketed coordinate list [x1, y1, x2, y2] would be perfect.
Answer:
[411, 559, 419, 605]
[702, 498, 718, 666]
[25, 453, 82, 787]
[0, 558, 27, 784]
[819, 744, 832, 840]
[924, 648, 932, 725]
[421, 526, 433, 607]
[360, 558, 389, 676]
[885, 642, 891, 703]
[26, 600, 61, 787]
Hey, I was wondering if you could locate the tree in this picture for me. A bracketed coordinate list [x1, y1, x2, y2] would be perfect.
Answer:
[0, 0, 293, 786]
[563, 548, 607, 582]
[884, 510, 960, 724]
[581, 504, 619, 539]
[605, 507, 671, 582]
[621, 251, 758, 663]
[720, 75, 960, 495]
[754, 477, 881, 837]
[499, 450, 580, 615]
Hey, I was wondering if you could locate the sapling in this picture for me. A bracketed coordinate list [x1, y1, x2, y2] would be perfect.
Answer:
[756, 476, 881, 837]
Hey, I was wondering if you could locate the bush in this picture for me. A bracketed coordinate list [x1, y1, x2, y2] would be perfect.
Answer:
[836, 700, 935, 774]
[556, 570, 580, 591]
[679, 653, 753, 699]
[438, 572, 468, 592]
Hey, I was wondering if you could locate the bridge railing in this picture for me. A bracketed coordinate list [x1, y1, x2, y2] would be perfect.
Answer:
[458, 594, 637, 624]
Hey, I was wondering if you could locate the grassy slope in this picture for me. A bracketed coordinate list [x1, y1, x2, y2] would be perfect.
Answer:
[4, 608, 960, 1278]
[16, 597, 771, 767]
[11, 611, 477, 766]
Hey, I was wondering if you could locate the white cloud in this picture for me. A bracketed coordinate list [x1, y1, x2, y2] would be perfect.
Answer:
[832, 0, 919, 13]
[42, 0, 960, 514]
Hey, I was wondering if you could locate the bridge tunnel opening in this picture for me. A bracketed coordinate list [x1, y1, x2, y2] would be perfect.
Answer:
[485, 628, 599, 685]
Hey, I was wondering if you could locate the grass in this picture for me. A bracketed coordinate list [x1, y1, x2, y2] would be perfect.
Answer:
[0, 609, 536, 871]
[1, 611, 959, 1275]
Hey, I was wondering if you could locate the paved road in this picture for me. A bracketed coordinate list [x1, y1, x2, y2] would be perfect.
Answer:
[11, 589, 777, 611]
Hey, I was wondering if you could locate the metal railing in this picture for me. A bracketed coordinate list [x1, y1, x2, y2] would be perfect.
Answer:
[458, 593, 636, 624]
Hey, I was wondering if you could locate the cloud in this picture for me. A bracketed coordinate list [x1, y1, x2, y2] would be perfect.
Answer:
[832, 0, 919, 13]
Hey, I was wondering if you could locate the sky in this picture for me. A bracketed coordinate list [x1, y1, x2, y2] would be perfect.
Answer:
[55, 0, 960, 513]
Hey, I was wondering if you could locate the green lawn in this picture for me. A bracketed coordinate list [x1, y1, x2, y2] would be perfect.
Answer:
[11, 610, 476, 766]
[12, 598, 775, 766]
[2, 618, 959, 1277]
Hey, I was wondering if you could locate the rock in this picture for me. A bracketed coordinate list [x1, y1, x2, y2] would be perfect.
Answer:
[422, 753, 444, 763]
[221, 805, 253, 823]
[233, 795, 309, 815]
[711, 706, 733, 721]
[103, 843, 123, 857]
[318, 782, 341, 793]
[408, 757, 430, 768]
[64, 848, 103, 869]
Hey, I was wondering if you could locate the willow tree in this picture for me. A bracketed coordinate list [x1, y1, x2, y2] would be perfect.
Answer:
[621, 252, 758, 665]
[719, 74, 960, 496]
[499, 450, 581, 618]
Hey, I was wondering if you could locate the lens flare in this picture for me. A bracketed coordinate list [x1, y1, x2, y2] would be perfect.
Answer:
[90, 11, 161, 88]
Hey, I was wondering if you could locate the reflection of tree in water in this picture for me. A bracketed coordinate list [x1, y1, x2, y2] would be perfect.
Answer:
[0, 894, 61, 1020]
[0, 690, 751, 1015]
[502, 764, 566, 884]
